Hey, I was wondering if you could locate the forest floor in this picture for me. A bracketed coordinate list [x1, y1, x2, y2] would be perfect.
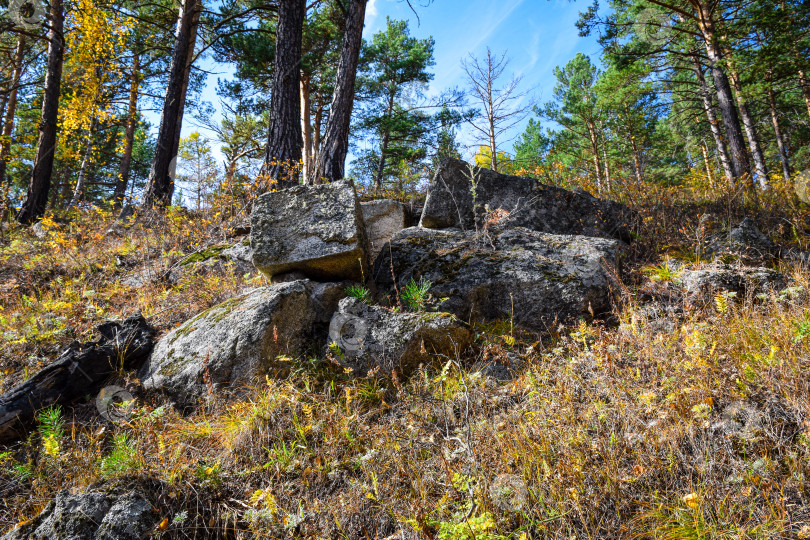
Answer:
[1, 183, 809, 539]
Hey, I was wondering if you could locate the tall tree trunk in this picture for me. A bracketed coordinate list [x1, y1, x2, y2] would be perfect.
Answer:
[587, 122, 602, 193]
[602, 146, 611, 193]
[142, 0, 199, 208]
[693, 6, 751, 182]
[488, 124, 498, 173]
[300, 73, 312, 185]
[113, 51, 140, 206]
[263, 0, 305, 189]
[0, 35, 25, 193]
[374, 92, 396, 189]
[18, 0, 65, 224]
[69, 119, 96, 207]
[486, 53, 498, 174]
[701, 141, 715, 188]
[629, 129, 644, 185]
[726, 60, 768, 188]
[312, 0, 367, 183]
[312, 94, 323, 184]
[766, 81, 791, 183]
[796, 64, 810, 121]
[691, 52, 734, 187]
[169, 6, 199, 166]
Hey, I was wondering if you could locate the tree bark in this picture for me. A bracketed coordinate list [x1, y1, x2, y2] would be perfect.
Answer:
[374, 92, 396, 189]
[168, 6, 200, 171]
[693, 5, 751, 183]
[726, 60, 768, 188]
[691, 52, 734, 187]
[602, 146, 611, 193]
[766, 82, 790, 183]
[0, 315, 154, 444]
[300, 73, 312, 184]
[114, 51, 141, 207]
[0, 35, 25, 193]
[312, 94, 323, 184]
[797, 65, 810, 122]
[312, 0, 367, 183]
[701, 141, 715, 188]
[629, 128, 644, 186]
[69, 119, 96, 207]
[263, 0, 305, 189]
[142, 0, 199, 208]
[17, 0, 64, 224]
[587, 121, 602, 193]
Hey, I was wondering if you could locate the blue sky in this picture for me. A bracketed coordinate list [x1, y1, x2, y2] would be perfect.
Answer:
[177, 0, 605, 165]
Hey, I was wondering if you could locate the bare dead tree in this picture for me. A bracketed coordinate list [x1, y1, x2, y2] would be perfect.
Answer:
[461, 48, 531, 173]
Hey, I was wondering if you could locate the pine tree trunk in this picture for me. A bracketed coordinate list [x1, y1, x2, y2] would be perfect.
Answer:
[726, 61, 768, 188]
[263, 0, 305, 189]
[797, 65, 810, 122]
[300, 73, 312, 185]
[694, 6, 751, 182]
[143, 0, 199, 208]
[587, 122, 602, 193]
[312, 94, 323, 184]
[374, 93, 396, 189]
[629, 130, 644, 185]
[69, 119, 96, 208]
[113, 51, 140, 207]
[0, 35, 25, 193]
[18, 0, 64, 224]
[602, 146, 611, 193]
[691, 52, 735, 187]
[767, 83, 791, 183]
[312, 0, 367, 183]
[701, 141, 715, 188]
[488, 126, 498, 173]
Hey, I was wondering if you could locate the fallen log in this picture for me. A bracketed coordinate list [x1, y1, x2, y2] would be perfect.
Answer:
[0, 315, 154, 444]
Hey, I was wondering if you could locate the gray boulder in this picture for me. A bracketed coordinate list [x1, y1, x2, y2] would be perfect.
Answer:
[419, 158, 632, 241]
[1, 490, 154, 540]
[360, 200, 407, 260]
[328, 297, 472, 376]
[373, 227, 624, 332]
[706, 218, 776, 262]
[678, 264, 787, 306]
[140, 280, 346, 405]
[251, 180, 369, 281]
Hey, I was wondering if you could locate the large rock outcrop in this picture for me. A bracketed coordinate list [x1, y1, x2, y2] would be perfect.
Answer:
[251, 180, 369, 281]
[360, 200, 406, 260]
[373, 227, 624, 332]
[328, 297, 472, 376]
[1, 489, 155, 540]
[140, 280, 346, 405]
[419, 158, 633, 241]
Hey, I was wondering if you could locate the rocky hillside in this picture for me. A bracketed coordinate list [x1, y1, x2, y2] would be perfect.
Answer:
[1, 160, 809, 539]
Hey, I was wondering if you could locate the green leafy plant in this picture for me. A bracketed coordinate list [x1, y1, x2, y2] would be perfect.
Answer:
[642, 259, 682, 282]
[100, 433, 139, 477]
[346, 284, 371, 303]
[36, 406, 64, 458]
[401, 277, 432, 311]
[436, 512, 501, 540]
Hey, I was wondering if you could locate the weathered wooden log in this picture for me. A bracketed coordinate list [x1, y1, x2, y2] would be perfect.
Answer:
[0, 315, 154, 444]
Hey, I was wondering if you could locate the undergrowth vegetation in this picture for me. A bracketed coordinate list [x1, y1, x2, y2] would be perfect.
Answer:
[1, 179, 809, 538]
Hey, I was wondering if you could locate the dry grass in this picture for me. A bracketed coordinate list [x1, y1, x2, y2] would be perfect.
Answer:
[1, 185, 809, 539]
